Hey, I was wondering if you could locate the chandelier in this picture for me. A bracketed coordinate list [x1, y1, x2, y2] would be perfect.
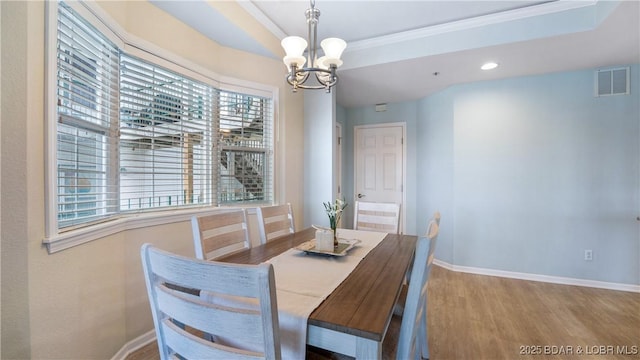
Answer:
[281, 0, 347, 93]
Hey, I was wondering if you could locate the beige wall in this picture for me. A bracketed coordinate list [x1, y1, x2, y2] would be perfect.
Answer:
[0, 0, 3, 355]
[2, 2, 36, 358]
[1, 1, 305, 358]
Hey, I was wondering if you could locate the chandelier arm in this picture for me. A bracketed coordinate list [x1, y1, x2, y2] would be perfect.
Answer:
[298, 70, 311, 84]
[294, 83, 334, 91]
[314, 70, 338, 92]
[286, 69, 311, 88]
[297, 66, 331, 74]
[287, 66, 337, 92]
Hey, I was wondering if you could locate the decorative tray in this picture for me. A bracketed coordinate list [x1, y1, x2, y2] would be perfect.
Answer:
[295, 239, 361, 257]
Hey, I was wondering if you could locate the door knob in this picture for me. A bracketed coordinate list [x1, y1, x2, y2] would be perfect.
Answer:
[357, 193, 365, 199]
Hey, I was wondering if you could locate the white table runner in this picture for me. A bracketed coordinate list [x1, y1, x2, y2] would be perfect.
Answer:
[269, 229, 386, 359]
[200, 229, 386, 359]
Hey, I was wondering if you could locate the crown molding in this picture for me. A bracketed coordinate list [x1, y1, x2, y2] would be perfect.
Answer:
[346, 0, 598, 53]
[239, 0, 288, 40]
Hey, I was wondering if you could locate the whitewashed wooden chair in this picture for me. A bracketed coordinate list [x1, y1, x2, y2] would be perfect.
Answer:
[191, 209, 250, 260]
[353, 201, 401, 233]
[397, 219, 439, 360]
[395, 211, 441, 314]
[413, 211, 440, 275]
[256, 204, 295, 244]
[433, 211, 441, 226]
[409, 210, 439, 257]
[141, 244, 281, 360]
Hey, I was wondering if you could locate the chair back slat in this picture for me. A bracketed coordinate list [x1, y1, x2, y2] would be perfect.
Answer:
[354, 201, 401, 233]
[264, 219, 294, 237]
[147, 248, 260, 297]
[256, 204, 295, 244]
[201, 228, 249, 254]
[141, 244, 281, 360]
[396, 220, 439, 360]
[192, 210, 250, 260]
[156, 286, 264, 340]
[161, 320, 262, 360]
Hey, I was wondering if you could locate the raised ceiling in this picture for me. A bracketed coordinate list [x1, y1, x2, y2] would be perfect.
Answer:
[151, 0, 639, 108]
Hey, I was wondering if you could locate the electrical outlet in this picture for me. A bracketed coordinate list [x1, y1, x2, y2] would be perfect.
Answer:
[584, 249, 593, 261]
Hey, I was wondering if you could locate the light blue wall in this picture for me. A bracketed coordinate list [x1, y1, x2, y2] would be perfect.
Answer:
[343, 101, 418, 235]
[416, 89, 455, 264]
[345, 65, 640, 285]
[304, 90, 338, 228]
[443, 66, 639, 284]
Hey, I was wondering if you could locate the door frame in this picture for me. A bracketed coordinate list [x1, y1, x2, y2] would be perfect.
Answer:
[336, 122, 343, 201]
[353, 122, 407, 233]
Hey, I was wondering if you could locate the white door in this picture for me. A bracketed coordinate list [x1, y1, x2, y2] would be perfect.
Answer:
[354, 124, 405, 230]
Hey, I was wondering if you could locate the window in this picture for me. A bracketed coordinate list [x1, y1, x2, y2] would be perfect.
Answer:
[119, 54, 213, 211]
[218, 91, 273, 204]
[56, 2, 119, 228]
[50, 2, 274, 234]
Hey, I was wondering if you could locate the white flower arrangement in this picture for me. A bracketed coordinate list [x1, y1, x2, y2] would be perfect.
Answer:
[323, 198, 348, 231]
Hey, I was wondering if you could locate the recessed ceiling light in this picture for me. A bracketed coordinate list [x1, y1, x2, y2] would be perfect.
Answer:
[481, 62, 498, 70]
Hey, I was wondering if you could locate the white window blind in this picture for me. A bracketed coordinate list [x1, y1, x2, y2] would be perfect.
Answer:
[51, 1, 274, 233]
[218, 91, 273, 204]
[56, 2, 119, 228]
[119, 55, 213, 211]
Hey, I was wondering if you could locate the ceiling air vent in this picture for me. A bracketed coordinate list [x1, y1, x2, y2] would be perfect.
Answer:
[595, 67, 629, 97]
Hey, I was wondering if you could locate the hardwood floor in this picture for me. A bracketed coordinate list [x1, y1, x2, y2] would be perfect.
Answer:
[127, 265, 640, 360]
[428, 266, 639, 360]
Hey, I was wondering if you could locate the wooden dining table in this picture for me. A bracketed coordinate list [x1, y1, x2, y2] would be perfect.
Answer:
[217, 227, 417, 359]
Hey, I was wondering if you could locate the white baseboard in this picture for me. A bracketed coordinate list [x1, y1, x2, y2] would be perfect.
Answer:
[433, 259, 640, 293]
[111, 329, 156, 360]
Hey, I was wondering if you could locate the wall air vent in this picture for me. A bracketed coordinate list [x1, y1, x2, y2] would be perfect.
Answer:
[595, 67, 629, 97]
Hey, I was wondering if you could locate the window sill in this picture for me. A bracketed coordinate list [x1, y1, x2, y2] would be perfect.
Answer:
[42, 206, 259, 254]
